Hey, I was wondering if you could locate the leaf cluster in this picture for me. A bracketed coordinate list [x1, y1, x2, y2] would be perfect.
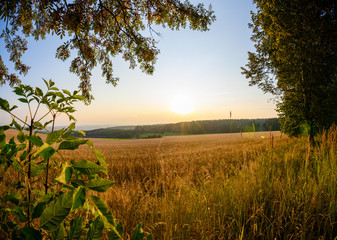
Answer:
[0, 80, 152, 239]
[241, 0, 337, 138]
[0, 0, 216, 101]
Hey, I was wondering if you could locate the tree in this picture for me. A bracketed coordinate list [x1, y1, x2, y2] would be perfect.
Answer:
[241, 0, 337, 141]
[0, 0, 215, 101]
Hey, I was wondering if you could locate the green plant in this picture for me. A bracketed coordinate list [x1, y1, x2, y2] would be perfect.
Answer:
[0, 79, 152, 239]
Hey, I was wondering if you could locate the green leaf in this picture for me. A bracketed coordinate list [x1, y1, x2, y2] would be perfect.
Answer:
[5, 191, 22, 205]
[34, 121, 44, 130]
[13, 87, 25, 96]
[13, 206, 28, 222]
[87, 216, 104, 240]
[46, 129, 63, 145]
[77, 130, 86, 136]
[31, 164, 46, 177]
[0, 98, 10, 111]
[11, 158, 23, 173]
[18, 98, 28, 103]
[49, 79, 55, 87]
[43, 120, 53, 128]
[20, 227, 42, 240]
[73, 187, 86, 210]
[90, 195, 116, 226]
[0, 128, 6, 149]
[11, 119, 22, 131]
[68, 216, 83, 240]
[62, 89, 71, 96]
[93, 149, 108, 175]
[35, 87, 43, 97]
[39, 191, 73, 232]
[131, 223, 144, 240]
[109, 222, 123, 240]
[17, 131, 25, 143]
[58, 140, 87, 150]
[68, 122, 76, 130]
[87, 140, 93, 148]
[34, 143, 56, 159]
[32, 192, 54, 219]
[86, 177, 115, 192]
[51, 223, 65, 240]
[55, 163, 72, 184]
[72, 160, 102, 175]
[26, 135, 43, 147]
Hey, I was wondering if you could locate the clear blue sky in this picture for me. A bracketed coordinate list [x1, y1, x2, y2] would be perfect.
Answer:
[0, 1, 277, 127]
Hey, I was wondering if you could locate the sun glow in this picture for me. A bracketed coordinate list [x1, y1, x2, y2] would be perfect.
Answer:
[171, 95, 194, 115]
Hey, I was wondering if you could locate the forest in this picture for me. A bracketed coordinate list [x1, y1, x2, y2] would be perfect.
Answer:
[83, 118, 280, 139]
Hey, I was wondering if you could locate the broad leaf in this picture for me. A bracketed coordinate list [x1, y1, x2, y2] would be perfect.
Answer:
[58, 140, 87, 150]
[17, 131, 25, 143]
[13, 87, 24, 96]
[72, 160, 101, 175]
[31, 164, 46, 177]
[0, 98, 10, 111]
[40, 191, 73, 232]
[26, 135, 43, 147]
[51, 223, 65, 240]
[90, 195, 116, 226]
[20, 227, 42, 240]
[18, 98, 28, 103]
[68, 216, 83, 240]
[86, 177, 115, 192]
[34, 143, 56, 159]
[32, 192, 54, 219]
[5, 191, 22, 205]
[93, 149, 108, 175]
[87, 216, 104, 240]
[35, 87, 43, 97]
[0, 128, 6, 149]
[13, 206, 28, 222]
[109, 222, 124, 240]
[11, 119, 22, 131]
[55, 163, 72, 184]
[46, 130, 64, 145]
[73, 187, 86, 210]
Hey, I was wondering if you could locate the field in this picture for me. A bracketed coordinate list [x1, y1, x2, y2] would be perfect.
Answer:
[3, 129, 337, 239]
[62, 131, 282, 239]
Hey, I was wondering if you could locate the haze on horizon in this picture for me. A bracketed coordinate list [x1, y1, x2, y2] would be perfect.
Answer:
[0, 1, 277, 127]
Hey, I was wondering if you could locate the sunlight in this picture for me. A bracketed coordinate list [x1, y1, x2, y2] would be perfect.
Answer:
[171, 95, 194, 115]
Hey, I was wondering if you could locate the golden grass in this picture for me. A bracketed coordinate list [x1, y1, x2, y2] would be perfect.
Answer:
[57, 131, 284, 239]
[5, 129, 337, 239]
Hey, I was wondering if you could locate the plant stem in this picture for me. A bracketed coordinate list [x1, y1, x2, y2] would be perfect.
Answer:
[44, 113, 56, 194]
[27, 119, 34, 227]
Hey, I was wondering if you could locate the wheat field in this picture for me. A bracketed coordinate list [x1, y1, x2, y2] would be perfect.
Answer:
[58, 131, 284, 239]
[4, 129, 337, 239]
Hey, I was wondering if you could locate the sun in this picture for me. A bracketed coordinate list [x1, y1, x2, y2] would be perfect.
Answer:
[171, 95, 194, 115]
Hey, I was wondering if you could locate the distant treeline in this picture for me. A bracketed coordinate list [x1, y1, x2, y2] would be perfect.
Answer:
[84, 118, 280, 139]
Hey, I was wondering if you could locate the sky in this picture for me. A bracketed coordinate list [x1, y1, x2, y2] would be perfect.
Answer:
[0, 1, 277, 128]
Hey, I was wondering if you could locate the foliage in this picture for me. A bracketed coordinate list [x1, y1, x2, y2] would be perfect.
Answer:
[82, 118, 280, 139]
[241, 0, 337, 140]
[0, 0, 215, 101]
[0, 80, 152, 239]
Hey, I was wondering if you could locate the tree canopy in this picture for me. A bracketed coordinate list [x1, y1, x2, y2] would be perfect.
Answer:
[0, 0, 215, 100]
[242, 0, 337, 140]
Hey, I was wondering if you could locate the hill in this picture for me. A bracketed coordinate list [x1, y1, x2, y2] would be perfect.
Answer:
[83, 118, 280, 139]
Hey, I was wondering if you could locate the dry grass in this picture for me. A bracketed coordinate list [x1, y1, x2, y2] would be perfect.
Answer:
[4, 129, 337, 239]
[56, 131, 284, 239]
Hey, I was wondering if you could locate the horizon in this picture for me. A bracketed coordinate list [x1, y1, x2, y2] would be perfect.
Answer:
[50, 116, 279, 131]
